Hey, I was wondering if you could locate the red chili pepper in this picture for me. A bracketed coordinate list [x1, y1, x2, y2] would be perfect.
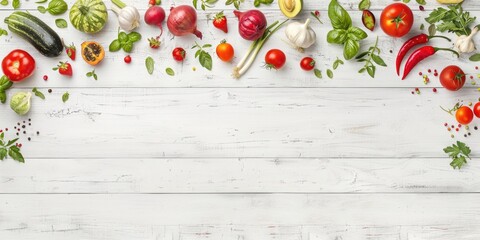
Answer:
[402, 46, 459, 80]
[396, 34, 450, 76]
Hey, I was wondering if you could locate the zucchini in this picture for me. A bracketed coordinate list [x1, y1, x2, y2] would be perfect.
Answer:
[4, 12, 63, 57]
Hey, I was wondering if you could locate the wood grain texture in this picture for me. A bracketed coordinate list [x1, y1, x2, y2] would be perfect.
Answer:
[1, 158, 479, 193]
[1, 88, 479, 158]
[1, 194, 480, 240]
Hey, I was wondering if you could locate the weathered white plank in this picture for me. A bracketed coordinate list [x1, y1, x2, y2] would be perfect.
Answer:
[2, 0, 480, 11]
[1, 194, 480, 239]
[0, 158, 478, 193]
[0, 87, 478, 158]
[0, 9, 476, 88]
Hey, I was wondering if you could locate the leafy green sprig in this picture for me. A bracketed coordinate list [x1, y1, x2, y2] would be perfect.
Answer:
[356, 37, 387, 78]
[444, 141, 471, 169]
[192, 41, 213, 71]
[0, 132, 24, 163]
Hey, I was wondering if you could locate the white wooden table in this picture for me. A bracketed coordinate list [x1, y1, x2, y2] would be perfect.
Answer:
[2, 0, 480, 239]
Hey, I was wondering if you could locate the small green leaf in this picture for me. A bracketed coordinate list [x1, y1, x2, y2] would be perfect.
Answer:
[145, 56, 155, 75]
[0, 0, 8, 6]
[12, 0, 19, 9]
[166, 67, 175, 76]
[358, 0, 370, 11]
[62, 92, 69, 103]
[327, 69, 333, 79]
[55, 18, 68, 28]
[32, 88, 46, 100]
[314, 69, 322, 79]
[198, 51, 213, 71]
[8, 146, 24, 163]
[0, 148, 7, 160]
[35, 0, 48, 3]
[416, 0, 426, 5]
[371, 54, 387, 67]
[469, 54, 480, 62]
[420, 23, 425, 30]
[193, 0, 198, 9]
[127, 32, 142, 42]
[37, 6, 47, 13]
[109, 39, 121, 52]
[366, 65, 376, 78]
[428, 24, 436, 36]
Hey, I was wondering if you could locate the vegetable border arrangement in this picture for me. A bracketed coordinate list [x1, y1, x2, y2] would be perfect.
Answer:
[0, 0, 479, 169]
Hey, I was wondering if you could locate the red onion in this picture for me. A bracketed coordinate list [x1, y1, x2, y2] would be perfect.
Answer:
[167, 5, 202, 39]
[144, 6, 166, 36]
[234, 10, 267, 41]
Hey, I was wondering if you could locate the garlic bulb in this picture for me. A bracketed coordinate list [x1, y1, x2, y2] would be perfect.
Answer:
[284, 19, 316, 52]
[112, 5, 141, 31]
[454, 27, 478, 54]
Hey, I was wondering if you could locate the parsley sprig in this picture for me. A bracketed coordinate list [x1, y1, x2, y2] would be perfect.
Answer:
[444, 141, 471, 169]
[426, 4, 478, 36]
[0, 132, 24, 163]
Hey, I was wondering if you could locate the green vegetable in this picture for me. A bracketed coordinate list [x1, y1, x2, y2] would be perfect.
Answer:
[327, 0, 367, 60]
[70, 0, 108, 34]
[86, 69, 98, 80]
[326, 69, 333, 79]
[166, 67, 175, 76]
[444, 141, 471, 169]
[35, 0, 48, 3]
[10, 91, 31, 115]
[55, 18, 67, 28]
[469, 53, 480, 61]
[356, 37, 387, 78]
[0, 0, 8, 6]
[358, 0, 370, 10]
[32, 87, 45, 100]
[109, 31, 141, 53]
[193, 0, 217, 10]
[425, 4, 477, 36]
[62, 92, 69, 102]
[332, 57, 344, 70]
[192, 41, 213, 71]
[0, 132, 24, 163]
[314, 69, 322, 79]
[38, 0, 68, 15]
[225, 0, 243, 10]
[145, 56, 154, 75]
[0, 75, 13, 104]
[254, 0, 273, 7]
[4, 11, 64, 57]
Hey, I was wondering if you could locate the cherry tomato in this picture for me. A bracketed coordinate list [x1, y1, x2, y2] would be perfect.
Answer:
[440, 65, 465, 91]
[216, 41, 234, 62]
[300, 57, 315, 71]
[380, 3, 414, 37]
[124, 55, 132, 64]
[1, 49, 35, 82]
[172, 47, 186, 62]
[265, 49, 286, 70]
[456, 106, 474, 125]
[474, 102, 480, 118]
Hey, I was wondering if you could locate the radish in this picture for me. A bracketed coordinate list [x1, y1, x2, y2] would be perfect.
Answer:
[144, 6, 166, 36]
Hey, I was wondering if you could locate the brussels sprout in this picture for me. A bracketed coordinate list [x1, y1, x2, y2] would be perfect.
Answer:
[10, 92, 32, 115]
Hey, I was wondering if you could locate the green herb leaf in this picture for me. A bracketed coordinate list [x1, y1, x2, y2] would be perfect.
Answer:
[327, 29, 348, 44]
[0, 92, 6, 104]
[428, 24, 437, 36]
[62, 92, 69, 103]
[347, 26, 367, 41]
[333, 58, 344, 70]
[343, 38, 360, 60]
[37, 5, 47, 13]
[444, 141, 471, 169]
[0, 148, 7, 160]
[326, 69, 333, 79]
[35, 0, 48, 3]
[371, 54, 387, 67]
[426, 4, 475, 36]
[314, 69, 322, 79]
[8, 145, 24, 163]
[12, 0, 19, 9]
[193, 0, 198, 9]
[358, 0, 370, 10]
[366, 65, 376, 78]
[122, 42, 133, 52]
[32, 87, 45, 100]
[0, 0, 8, 6]
[55, 18, 67, 28]
[0, 75, 13, 91]
[109, 39, 121, 52]
[118, 32, 128, 44]
[127, 32, 142, 42]
[328, 0, 352, 30]
[420, 23, 424, 30]
[145, 56, 155, 75]
[47, 0, 68, 15]
[198, 51, 213, 71]
[403, 0, 411, 3]
[0, 28, 7, 37]
[416, 0, 426, 5]
[166, 67, 175, 76]
[469, 54, 480, 62]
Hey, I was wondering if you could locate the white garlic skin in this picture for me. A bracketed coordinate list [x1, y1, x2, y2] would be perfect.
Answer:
[116, 6, 141, 31]
[285, 19, 317, 51]
[454, 27, 478, 54]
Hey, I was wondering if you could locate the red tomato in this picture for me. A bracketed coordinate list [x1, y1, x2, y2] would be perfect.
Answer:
[172, 47, 186, 62]
[440, 65, 465, 91]
[474, 102, 480, 118]
[456, 106, 474, 125]
[216, 41, 234, 62]
[300, 57, 315, 71]
[1, 49, 35, 82]
[380, 3, 414, 37]
[265, 49, 286, 70]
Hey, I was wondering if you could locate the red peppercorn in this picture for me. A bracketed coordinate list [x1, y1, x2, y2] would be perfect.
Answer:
[419, 5, 425, 11]
[43, 75, 48, 81]
[315, 10, 320, 16]
[418, 72, 422, 76]
[434, 73, 438, 77]
[456, 128, 459, 132]
[476, 66, 479, 70]
[428, 69, 432, 73]
[470, 76, 474, 80]
[458, 124, 462, 128]
[124, 55, 132, 64]
[411, 91, 414, 94]
[433, 88, 437, 93]
[444, 123, 448, 127]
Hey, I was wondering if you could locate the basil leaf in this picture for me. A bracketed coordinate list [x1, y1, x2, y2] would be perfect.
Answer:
[347, 27, 367, 41]
[47, 0, 68, 15]
[118, 32, 128, 44]
[0, 75, 13, 91]
[0, 92, 6, 104]
[8, 146, 24, 163]
[469, 54, 480, 62]
[327, 29, 348, 44]
[328, 0, 352, 30]
[127, 32, 142, 42]
[35, 0, 48, 3]
[371, 54, 387, 67]
[199, 51, 212, 71]
[0, 0, 8, 6]
[12, 0, 19, 9]
[37, 6, 47, 13]
[55, 18, 67, 28]
[0, 28, 7, 37]
[416, 0, 426, 5]
[343, 38, 360, 60]
[122, 42, 133, 52]
[314, 69, 322, 79]
[32, 88, 46, 100]
[109, 39, 121, 52]
[366, 65, 376, 78]
[62, 92, 69, 103]
[0, 148, 6, 160]
[327, 69, 334, 79]
[145, 57, 155, 75]
[358, 0, 370, 10]
[428, 24, 437, 36]
[166, 67, 175, 76]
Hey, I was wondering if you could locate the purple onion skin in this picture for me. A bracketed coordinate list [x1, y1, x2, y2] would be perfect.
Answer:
[167, 5, 203, 39]
[234, 10, 267, 41]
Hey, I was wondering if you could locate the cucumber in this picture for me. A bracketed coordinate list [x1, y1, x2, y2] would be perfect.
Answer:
[4, 12, 63, 57]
